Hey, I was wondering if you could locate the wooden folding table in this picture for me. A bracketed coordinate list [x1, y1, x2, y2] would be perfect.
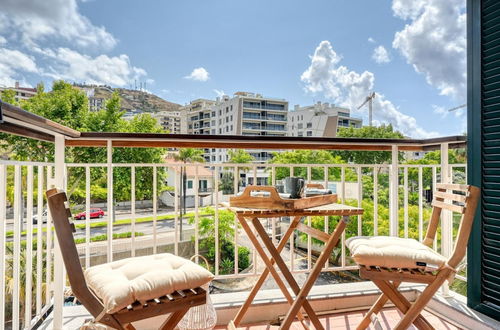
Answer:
[224, 203, 364, 330]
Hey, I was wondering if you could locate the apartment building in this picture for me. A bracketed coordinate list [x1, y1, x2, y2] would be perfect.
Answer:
[180, 98, 216, 135]
[153, 111, 182, 133]
[0, 81, 37, 102]
[180, 92, 288, 163]
[75, 85, 109, 112]
[288, 102, 362, 137]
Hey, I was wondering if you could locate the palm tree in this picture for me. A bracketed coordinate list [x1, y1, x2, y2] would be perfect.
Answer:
[174, 148, 205, 240]
[227, 149, 255, 191]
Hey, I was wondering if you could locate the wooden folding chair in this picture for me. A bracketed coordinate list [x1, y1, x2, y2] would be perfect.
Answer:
[349, 183, 480, 330]
[46, 188, 208, 330]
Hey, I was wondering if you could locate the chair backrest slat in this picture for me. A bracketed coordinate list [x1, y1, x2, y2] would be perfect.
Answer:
[433, 190, 466, 203]
[435, 183, 469, 192]
[422, 184, 480, 268]
[448, 185, 480, 268]
[431, 200, 465, 214]
[46, 188, 105, 318]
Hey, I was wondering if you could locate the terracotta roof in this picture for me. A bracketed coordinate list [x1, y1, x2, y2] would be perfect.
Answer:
[164, 158, 212, 177]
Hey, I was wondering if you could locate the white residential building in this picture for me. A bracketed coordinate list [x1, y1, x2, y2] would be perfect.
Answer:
[182, 92, 288, 164]
[161, 158, 214, 207]
[180, 98, 216, 136]
[288, 102, 362, 137]
[122, 109, 143, 121]
[154, 111, 182, 133]
[0, 82, 37, 102]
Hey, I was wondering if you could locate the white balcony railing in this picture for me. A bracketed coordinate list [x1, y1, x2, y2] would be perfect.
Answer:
[0, 156, 467, 329]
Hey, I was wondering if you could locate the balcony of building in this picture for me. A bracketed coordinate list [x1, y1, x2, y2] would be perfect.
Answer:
[0, 102, 498, 330]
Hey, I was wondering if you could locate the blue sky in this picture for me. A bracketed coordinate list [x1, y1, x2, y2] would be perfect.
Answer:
[0, 0, 466, 138]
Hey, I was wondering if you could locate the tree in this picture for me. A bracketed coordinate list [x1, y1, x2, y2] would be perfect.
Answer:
[269, 150, 345, 182]
[1, 81, 88, 161]
[2, 82, 167, 204]
[227, 149, 254, 190]
[67, 91, 166, 202]
[334, 124, 405, 164]
[174, 148, 205, 240]
[1, 89, 18, 105]
[219, 172, 234, 194]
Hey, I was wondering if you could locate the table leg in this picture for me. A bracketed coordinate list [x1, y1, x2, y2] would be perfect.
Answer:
[233, 216, 303, 327]
[237, 216, 310, 328]
[251, 217, 324, 330]
[280, 215, 350, 330]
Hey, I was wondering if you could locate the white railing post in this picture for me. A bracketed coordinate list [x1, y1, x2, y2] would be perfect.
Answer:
[107, 140, 113, 262]
[0, 165, 6, 327]
[440, 142, 452, 295]
[13, 166, 21, 330]
[389, 145, 399, 236]
[53, 135, 66, 330]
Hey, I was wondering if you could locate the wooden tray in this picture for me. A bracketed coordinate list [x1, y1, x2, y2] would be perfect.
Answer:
[229, 185, 337, 210]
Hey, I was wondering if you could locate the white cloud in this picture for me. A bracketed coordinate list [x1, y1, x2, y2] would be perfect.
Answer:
[392, 0, 466, 100]
[0, 48, 38, 86]
[0, 0, 116, 50]
[213, 89, 225, 97]
[372, 45, 391, 64]
[43, 48, 146, 87]
[0, 36, 6, 45]
[185, 67, 210, 82]
[301, 40, 438, 138]
[368, 37, 376, 43]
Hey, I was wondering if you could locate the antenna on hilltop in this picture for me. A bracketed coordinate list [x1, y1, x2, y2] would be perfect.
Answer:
[358, 92, 376, 126]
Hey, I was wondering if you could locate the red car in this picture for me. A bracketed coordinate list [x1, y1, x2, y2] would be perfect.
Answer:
[74, 208, 105, 220]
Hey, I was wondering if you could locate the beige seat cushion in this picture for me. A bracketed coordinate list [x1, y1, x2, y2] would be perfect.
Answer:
[85, 253, 214, 313]
[346, 236, 447, 270]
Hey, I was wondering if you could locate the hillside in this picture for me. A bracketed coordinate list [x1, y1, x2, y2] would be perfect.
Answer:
[91, 86, 181, 113]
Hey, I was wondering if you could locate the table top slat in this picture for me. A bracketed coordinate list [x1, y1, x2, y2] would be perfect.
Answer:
[221, 202, 363, 217]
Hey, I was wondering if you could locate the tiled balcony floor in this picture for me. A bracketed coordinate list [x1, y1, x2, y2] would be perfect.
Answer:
[219, 308, 460, 330]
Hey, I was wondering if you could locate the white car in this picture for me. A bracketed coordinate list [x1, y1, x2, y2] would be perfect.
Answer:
[32, 209, 47, 224]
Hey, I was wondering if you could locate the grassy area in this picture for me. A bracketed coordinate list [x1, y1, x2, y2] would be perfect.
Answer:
[74, 231, 144, 244]
[6, 211, 206, 238]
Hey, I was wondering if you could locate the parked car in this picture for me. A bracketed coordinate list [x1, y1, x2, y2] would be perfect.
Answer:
[74, 208, 104, 220]
[32, 209, 48, 224]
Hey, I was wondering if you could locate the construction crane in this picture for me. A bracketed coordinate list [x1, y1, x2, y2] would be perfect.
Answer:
[358, 92, 376, 126]
[448, 104, 467, 112]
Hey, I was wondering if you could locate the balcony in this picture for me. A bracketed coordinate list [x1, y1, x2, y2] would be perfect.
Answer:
[0, 103, 498, 330]
[243, 101, 287, 111]
[243, 113, 287, 122]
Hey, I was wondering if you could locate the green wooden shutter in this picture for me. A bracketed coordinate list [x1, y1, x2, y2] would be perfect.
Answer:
[481, 0, 500, 312]
[468, 0, 500, 320]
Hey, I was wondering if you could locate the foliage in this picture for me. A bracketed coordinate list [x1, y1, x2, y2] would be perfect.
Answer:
[404, 150, 466, 193]
[227, 149, 254, 189]
[69, 92, 167, 202]
[219, 171, 235, 194]
[228, 149, 254, 165]
[5, 239, 47, 326]
[191, 207, 250, 274]
[1, 81, 87, 161]
[269, 150, 345, 182]
[299, 198, 433, 266]
[73, 231, 144, 244]
[2, 82, 168, 202]
[1, 88, 18, 104]
[174, 148, 205, 164]
[334, 124, 405, 164]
